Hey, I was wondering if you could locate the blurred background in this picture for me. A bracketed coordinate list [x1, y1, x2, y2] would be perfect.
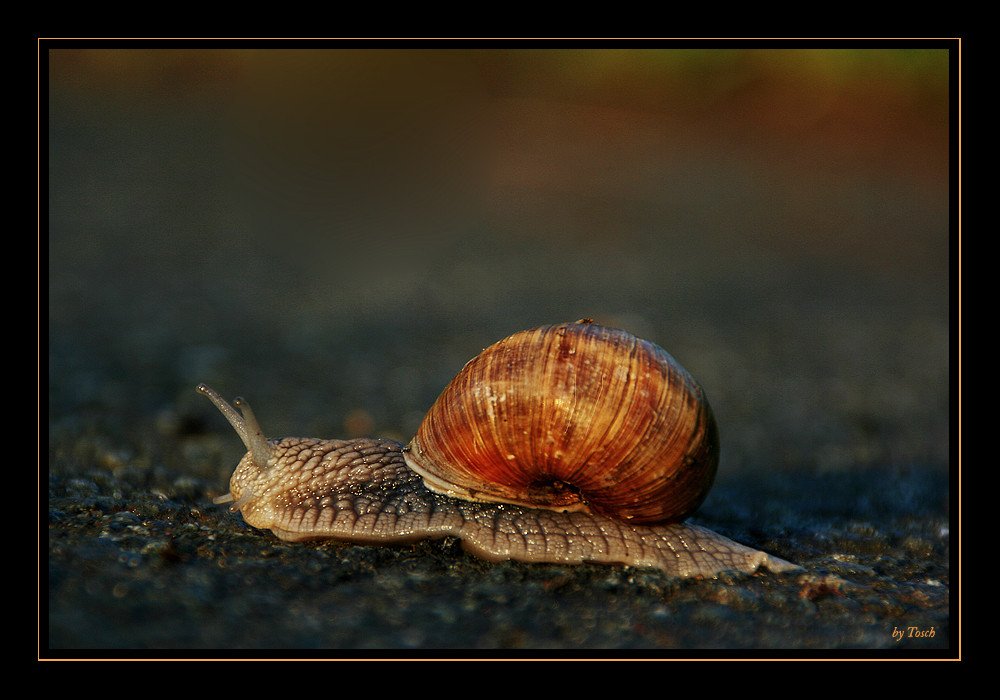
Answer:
[48, 46, 950, 467]
[46, 46, 952, 649]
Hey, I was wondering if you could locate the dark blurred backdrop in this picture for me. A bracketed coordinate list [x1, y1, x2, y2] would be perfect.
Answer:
[48, 46, 949, 465]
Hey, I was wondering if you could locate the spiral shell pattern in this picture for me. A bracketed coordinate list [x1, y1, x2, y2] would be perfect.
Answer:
[404, 320, 719, 524]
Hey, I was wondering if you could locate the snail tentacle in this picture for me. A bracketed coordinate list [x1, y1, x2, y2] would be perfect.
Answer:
[212, 489, 255, 511]
[197, 383, 275, 472]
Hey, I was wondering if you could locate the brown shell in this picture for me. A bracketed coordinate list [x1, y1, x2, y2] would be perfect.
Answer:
[403, 320, 719, 524]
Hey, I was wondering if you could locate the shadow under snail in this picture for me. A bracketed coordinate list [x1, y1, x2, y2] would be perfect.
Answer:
[198, 319, 800, 579]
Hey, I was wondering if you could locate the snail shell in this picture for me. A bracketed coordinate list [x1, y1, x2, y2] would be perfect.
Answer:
[404, 321, 719, 523]
[199, 320, 798, 578]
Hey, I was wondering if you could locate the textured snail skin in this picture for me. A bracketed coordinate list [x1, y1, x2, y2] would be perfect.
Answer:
[198, 385, 799, 578]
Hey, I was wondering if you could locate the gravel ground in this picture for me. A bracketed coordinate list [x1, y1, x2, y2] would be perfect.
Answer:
[45, 50, 953, 656]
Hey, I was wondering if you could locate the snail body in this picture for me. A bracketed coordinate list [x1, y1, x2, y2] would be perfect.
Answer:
[199, 320, 798, 578]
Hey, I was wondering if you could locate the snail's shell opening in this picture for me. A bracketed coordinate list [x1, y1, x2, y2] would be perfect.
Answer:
[526, 477, 586, 510]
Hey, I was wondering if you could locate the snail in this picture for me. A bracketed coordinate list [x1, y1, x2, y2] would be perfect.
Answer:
[198, 319, 799, 579]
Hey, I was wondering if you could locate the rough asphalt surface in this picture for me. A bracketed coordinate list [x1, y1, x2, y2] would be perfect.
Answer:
[46, 65, 952, 655]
